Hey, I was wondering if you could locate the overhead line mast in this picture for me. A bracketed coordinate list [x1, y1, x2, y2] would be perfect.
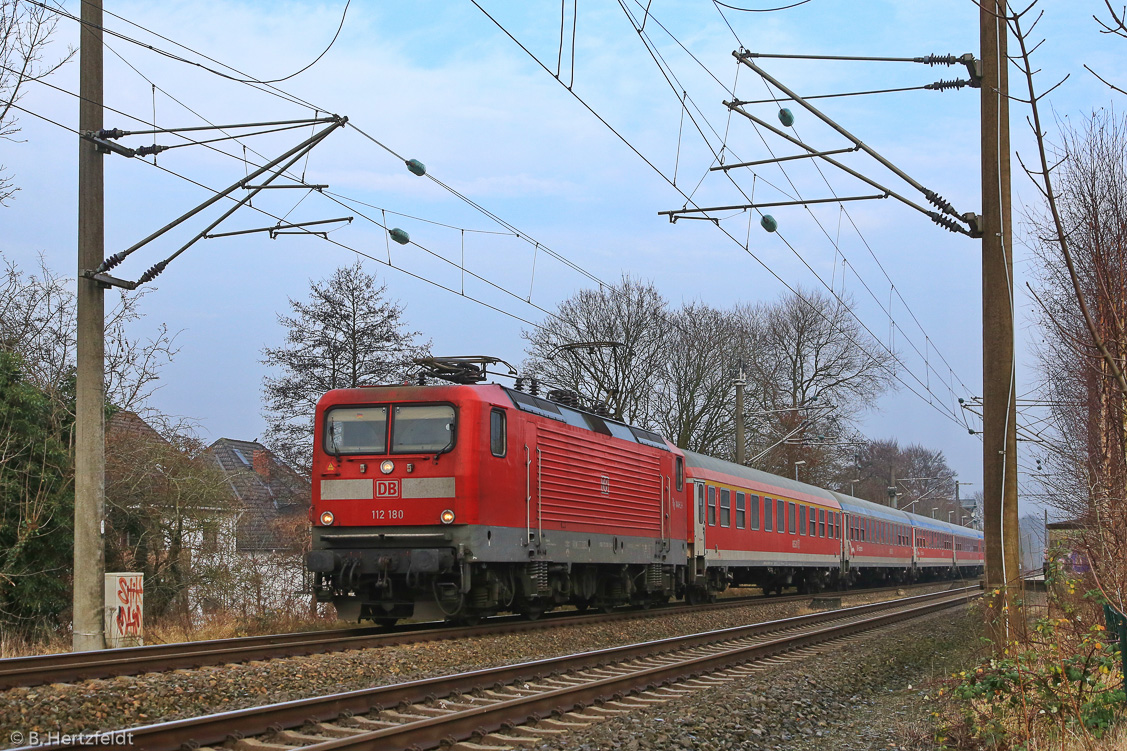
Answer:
[74, 0, 106, 652]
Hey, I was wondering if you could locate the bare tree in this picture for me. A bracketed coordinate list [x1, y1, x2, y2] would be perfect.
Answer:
[1004, 0, 1127, 612]
[744, 287, 897, 483]
[1, 0, 73, 205]
[650, 301, 759, 457]
[521, 275, 670, 426]
[1024, 107, 1127, 609]
[261, 261, 430, 475]
[0, 253, 179, 420]
[841, 438, 957, 514]
[104, 413, 234, 619]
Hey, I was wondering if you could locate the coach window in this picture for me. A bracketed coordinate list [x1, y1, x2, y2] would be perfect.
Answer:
[777, 499, 786, 533]
[764, 497, 773, 532]
[490, 409, 506, 457]
[720, 488, 731, 527]
[736, 492, 746, 529]
[836, 512, 841, 539]
[799, 505, 807, 536]
[818, 509, 826, 537]
[708, 485, 717, 526]
[788, 502, 796, 534]
[750, 495, 761, 530]
[809, 508, 817, 536]
[675, 457, 684, 491]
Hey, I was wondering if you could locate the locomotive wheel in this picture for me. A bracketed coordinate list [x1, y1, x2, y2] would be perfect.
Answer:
[374, 617, 398, 629]
[521, 606, 545, 621]
[574, 600, 590, 613]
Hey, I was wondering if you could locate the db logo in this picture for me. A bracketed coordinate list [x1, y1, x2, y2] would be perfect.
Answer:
[600, 475, 610, 495]
[376, 480, 400, 498]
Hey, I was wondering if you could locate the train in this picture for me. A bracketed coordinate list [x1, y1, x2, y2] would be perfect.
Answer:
[305, 360, 984, 624]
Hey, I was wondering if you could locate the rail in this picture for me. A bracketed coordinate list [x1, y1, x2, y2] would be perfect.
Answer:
[0, 580, 977, 690]
[23, 586, 981, 751]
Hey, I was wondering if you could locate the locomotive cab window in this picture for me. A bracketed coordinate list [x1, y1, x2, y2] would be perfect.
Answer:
[490, 409, 506, 457]
[391, 404, 456, 453]
[325, 406, 388, 454]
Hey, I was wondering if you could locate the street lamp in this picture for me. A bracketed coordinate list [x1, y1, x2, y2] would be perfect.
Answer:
[794, 459, 806, 481]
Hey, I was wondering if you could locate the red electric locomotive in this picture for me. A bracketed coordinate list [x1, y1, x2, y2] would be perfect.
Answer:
[306, 359, 688, 625]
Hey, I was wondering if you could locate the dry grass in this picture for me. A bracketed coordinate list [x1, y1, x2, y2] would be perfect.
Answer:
[0, 607, 345, 658]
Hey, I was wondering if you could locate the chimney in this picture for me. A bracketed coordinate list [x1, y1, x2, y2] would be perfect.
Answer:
[252, 450, 271, 482]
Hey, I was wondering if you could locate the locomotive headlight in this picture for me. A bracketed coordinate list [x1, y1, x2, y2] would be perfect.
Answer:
[440, 509, 455, 524]
[380, 460, 395, 474]
[320, 511, 335, 526]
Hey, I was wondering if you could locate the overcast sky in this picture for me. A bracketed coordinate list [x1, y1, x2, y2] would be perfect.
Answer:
[3, 0, 1122, 515]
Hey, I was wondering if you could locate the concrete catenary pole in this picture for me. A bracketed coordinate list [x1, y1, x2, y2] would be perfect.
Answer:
[74, 0, 106, 652]
[980, 0, 1021, 650]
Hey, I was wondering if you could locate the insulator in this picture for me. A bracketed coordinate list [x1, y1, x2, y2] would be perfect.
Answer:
[760, 214, 778, 233]
[137, 260, 167, 284]
[924, 190, 956, 215]
[135, 144, 168, 157]
[97, 251, 127, 273]
[925, 78, 971, 92]
[530, 378, 540, 397]
[928, 211, 964, 234]
[514, 377, 525, 392]
[389, 228, 410, 245]
[915, 53, 958, 66]
[777, 108, 795, 127]
[96, 128, 126, 140]
[406, 159, 426, 176]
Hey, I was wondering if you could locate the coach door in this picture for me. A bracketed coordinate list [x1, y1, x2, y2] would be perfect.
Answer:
[693, 482, 706, 551]
[841, 512, 851, 573]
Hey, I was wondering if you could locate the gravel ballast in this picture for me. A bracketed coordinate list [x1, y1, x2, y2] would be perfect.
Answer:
[0, 584, 980, 748]
[525, 604, 985, 751]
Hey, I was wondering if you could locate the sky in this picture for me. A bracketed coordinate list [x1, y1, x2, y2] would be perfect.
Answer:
[2, 0, 1123, 516]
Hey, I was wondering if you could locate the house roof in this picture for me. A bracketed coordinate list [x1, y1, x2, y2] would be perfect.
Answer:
[106, 410, 169, 446]
[207, 438, 310, 551]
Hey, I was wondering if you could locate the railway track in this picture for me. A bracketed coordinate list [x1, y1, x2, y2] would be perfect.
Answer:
[0, 579, 974, 691]
[26, 586, 979, 751]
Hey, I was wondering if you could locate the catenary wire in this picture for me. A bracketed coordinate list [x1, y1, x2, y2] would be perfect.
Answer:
[37, 0, 612, 294]
[708, 8, 978, 403]
[613, 3, 976, 428]
[625, 0, 977, 408]
[470, 4, 976, 433]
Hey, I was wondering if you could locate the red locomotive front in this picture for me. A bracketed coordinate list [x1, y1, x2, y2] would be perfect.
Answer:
[307, 373, 689, 624]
